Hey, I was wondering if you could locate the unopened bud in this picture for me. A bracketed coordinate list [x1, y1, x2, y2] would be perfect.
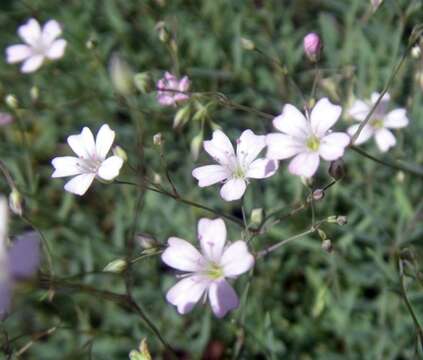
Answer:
[321, 239, 333, 253]
[113, 146, 127, 162]
[109, 53, 134, 96]
[303, 32, 322, 62]
[241, 38, 255, 51]
[193, 102, 209, 122]
[153, 133, 163, 146]
[411, 45, 421, 59]
[9, 188, 23, 216]
[103, 258, 127, 273]
[136, 233, 157, 249]
[312, 189, 325, 201]
[133, 72, 153, 94]
[5, 94, 18, 109]
[155, 21, 170, 43]
[30, 86, 39, 102]
[396, 171, 405, 183]
[153, 172, 162, 184]
[329, 159, 346, 180]
[336, 216, 347, 226]
[86, 37, 97, 49]
[317, 229, 327, 240]
[250, 208, 263, 226]
[173, 105, 191, 128]
[190, 133, 203, 160]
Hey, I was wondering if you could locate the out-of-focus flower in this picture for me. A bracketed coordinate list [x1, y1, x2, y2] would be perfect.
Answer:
[0, 112, 13, 126]
[303, 32, 322, 61]
[161, 218, 254, 318]
[266, 98, 349, 178]
[0, 197, 41, 318]
[51, 124, 124, 196]
[193, 129, 278, 201]
[5, 95, 18, 109]
[156, 72, 190, 106]
[347, 92, 409, 152]
[6, 18, 66, 73]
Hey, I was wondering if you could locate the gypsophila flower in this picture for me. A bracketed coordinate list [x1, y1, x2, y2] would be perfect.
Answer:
[51, 124, 124, 196]
[161, 218, 254, 318]
[156, 72, 190, 106]
[0, 197, 40, 318]
[266, 98, 350, 178]
[192, 129, 278, 201]
[347, 92, 409, 152]
[6, 18, 66, 73]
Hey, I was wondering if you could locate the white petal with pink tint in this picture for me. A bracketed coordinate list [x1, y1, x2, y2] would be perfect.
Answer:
[18, 19, 41, 46]
[42, 20, 62, 43]
[64, 173, 95, 196]
[203, 130, 235, 166]
[51, 157, 82, 178]
[319, 132, 350, 161]
[208, 279, 239, 318]
[97, 156, 123, 180]
[347, 124, 374, 145]
[221, 241, 255, 277]
[198, 218, 226, 262]
[6, 45, 31, 63]
[266, 133, 304, 159]
[246, 158, 278, 179]
[162, 237, 205, 272]
[21, 55, 44, 73]
[288, 152, 320, 177]
[192, 165, 230, 187]
[95, 124, 115, 160]
[236, 130, 266, 165]
[348, 100, 370, 121]
[384, 109, 408, 128]
[46, 39, 67, 60]
[273, 104, 308, 138]
[375, 128, 396, 152]
[310, 98, 342, 136]
[220, 178, 247, 201]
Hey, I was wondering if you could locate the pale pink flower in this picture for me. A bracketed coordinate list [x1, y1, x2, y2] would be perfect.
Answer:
[347, 92, 409, 152]
[303, 32, 322, 61]
[6, 18, 66, 73]
[51, 124, 124, 196]
[266, 98, 350, 178]
[156, 72, 190, 106]
[192, 129, 278, 202]
[162, 218, 254, 318]
[0, 113, 13, 126]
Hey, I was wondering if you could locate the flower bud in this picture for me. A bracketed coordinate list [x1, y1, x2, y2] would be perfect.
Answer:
[303, 32, 322, 62]
[191, 133, 203, 161]
[5, 94, 18, 109]
[153, 173, 162, 184]
[9, 188, 23, 216]
[155, 21, 170, 43]
[317, 229, 327, 240]
[411, 45, 421, 59]
[113, 146, 127, 162]
[336, 215, 347, 226]
[312, 189, 325, 201]
[153, 133, 163, 146]
[241, 38, 255, 51]
[109, 53, 134, 96]
[250, 208, 263, 226]
[30, 86, 39, 102]
[173, 104, 191, 128]
[133, 72, 153, 94]
[136, 233, 157, 249]
[103, 258, 127, 273]
[321, 239, 333, 253]
[329, 159, 346, 180]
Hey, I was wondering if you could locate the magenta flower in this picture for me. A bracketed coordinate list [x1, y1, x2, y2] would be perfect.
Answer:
[161, 218, 254, 318]
[156, 72, 190, 106]
[303, 32, 322, 61]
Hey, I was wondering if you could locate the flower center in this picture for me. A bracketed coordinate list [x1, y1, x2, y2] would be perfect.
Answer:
[205, 262, 224, 280]
[233, 165, 246, 179]
[371, 118, 384, 129]
[306, 135, 320, 152]
[77, 158, 102, 174]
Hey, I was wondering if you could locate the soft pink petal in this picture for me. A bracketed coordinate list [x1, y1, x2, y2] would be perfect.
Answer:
[192, 165, 230, 187]
[67, 127, 96, 159]
[266, 133, 304, 160]
[288, 152, 320, 177]
[348, 100, 370, 121]
[221, 241, 254, 277]
[272, 104, 308, 138]
[236, 130, 266, 166]
[370, 91, 390, 105]
[375, 128, 396, 152]
[97, 156, 123, 180]
[21, 55, 44, 73]
[162, 237, 205, 272]
[319, 132, 350, 161]
[166, 275, 210, 315]
[310, 98, 342, 136]
[6, 45, 31, 63]
[370, 92, 391, 115]
[51, 156, 82, 178]
[246, 158, 278, 179]
[203, 130, 235, 166]
[198, 218, 226, 262]
[347, 124, 374, 145]
[95, 124, 115, 160]
[64, 173, 95, 196]
[178, 76, 191, 92]
[42, 20, 62, 43]
[383, 109, 409, 129]
[219, 178, 247, 201]
[46, 39, 66, 60]
[18, 18, 41, 46]
[208, 279, 239, 318]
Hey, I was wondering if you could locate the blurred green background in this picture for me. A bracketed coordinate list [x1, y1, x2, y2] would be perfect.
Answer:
[0, 0, 423, 359]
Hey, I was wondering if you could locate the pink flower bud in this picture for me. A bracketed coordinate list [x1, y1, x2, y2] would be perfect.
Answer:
[303, 32, 322, 61]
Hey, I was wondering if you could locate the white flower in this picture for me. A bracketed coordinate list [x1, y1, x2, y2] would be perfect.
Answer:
[6, 18, 66, 73]
[161, 218, 254, 318]
[266, 98, 350, 178]
[192, 129, 278, 202]
[51, 124, 124, 196]
[347, 92, 409, 152]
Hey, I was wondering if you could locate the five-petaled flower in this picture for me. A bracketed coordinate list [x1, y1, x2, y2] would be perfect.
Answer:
[192, 129, 278, 201]
[161, 218, 254, 318]
[51, 124, 124, 196]
[156, 72, 190, 106]
[6, 18, 67, 73]
[347, 92, 409, 152]
[266, 98, 350, 178]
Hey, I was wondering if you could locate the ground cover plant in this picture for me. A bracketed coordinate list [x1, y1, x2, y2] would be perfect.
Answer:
[0, 0, 423, 359]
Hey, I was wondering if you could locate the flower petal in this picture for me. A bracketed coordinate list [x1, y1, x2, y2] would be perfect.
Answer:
[221, 241, 254, 277]
[208, 279, 239, 318]
[198, 218, 226, 262]
[46, 39, 66, 60]
[375, 128, 396, 152]
[273, 104, 308, 138]
[236, 130, 266, 166]
[67, 127, 96, 159]
[18, 18, 41, 46]
[64, 173, 95, 196]
[8, 231, 40, 279]
[192, 165, 230, 187]
[246, 158, 278, 179]
[51, 156, 83, 178]
[370, 92, 390, 115]
[347, 124, 374, 145]
[319, 132, 350, 161]
[42, 20, 62, 43]
[310, 98, 342, 136]
[348, 100, 370, 121]
[21, 55, 44, 73]
[219, 178, 247, 201]
[166, 275, 210, 315]
[95, 124, 115, 160]
[6, 45, 31, 63]
[266, 133, 304, 160]
[383, 109, 409, 129]
[203, 130, 235, 166]
[162, 237, 205, 272]
[288, 152, 320, 177]
[97, 156, 123, 180]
